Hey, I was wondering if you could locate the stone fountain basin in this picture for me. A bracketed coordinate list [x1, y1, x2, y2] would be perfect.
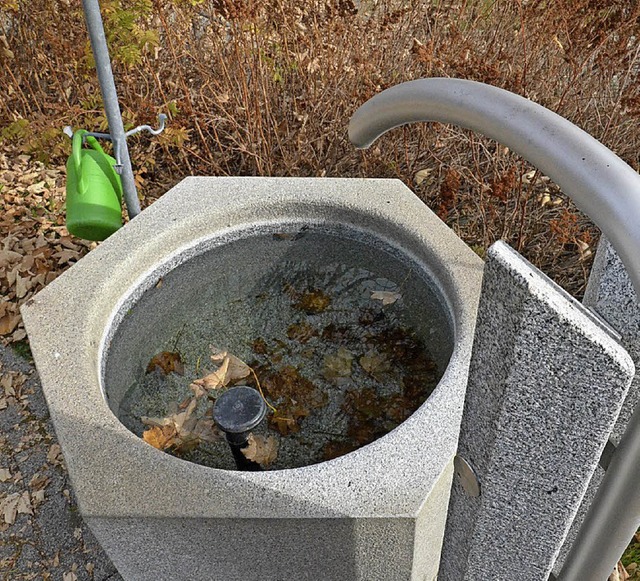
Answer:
[22, 177, 483, 581]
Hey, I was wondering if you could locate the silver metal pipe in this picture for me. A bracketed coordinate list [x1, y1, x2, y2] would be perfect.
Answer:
[348, 78, 640, 581]
[82, 0, 141, 218]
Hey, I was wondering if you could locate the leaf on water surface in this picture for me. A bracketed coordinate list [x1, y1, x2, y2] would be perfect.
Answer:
[322, 347, 354, 382]
[210, 346, 251, 382]
[242, 433, 278, 466]
[142, 425, 176, 451]
[146, 351, 184, 375]
[370, 290, 401, 306]
[359, 351, 391, 379]
[142, 398, 220, 452]
[293, 289, 331, 314]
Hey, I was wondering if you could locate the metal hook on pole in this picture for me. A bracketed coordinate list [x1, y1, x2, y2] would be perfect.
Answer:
[63, 114, 168, 174]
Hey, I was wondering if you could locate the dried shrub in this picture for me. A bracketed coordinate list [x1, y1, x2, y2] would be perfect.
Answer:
[2, 0, 639, 299]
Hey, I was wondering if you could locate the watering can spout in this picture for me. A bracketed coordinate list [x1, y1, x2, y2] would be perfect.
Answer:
[348, 78, 640, 299]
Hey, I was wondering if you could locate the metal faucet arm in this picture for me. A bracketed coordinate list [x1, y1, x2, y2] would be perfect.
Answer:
[349, 78, 640, 581]
[349, 78, 640, 297]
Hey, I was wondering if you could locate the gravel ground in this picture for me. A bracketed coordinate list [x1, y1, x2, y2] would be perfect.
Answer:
[0, 344, 122, 581]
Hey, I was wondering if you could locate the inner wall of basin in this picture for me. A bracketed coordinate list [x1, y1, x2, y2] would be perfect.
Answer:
[103, 223, 455, 469]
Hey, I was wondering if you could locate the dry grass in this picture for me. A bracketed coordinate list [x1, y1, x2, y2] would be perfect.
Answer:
[1, 0, 640, 300]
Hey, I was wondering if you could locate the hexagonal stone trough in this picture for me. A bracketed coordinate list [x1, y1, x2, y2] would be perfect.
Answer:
[21, 177, 484, 581]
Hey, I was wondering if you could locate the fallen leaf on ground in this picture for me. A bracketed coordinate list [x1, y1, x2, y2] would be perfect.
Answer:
[242, 434, 278, 466]
[370, 290, 401, 305]
[323, 347, 354, 382]
[0, 468, 10, 482]
[0, 493, 20, 524]
[146, 351, 184, 375]
[16, 491, 32, 516]
[47, 444, 62, 464]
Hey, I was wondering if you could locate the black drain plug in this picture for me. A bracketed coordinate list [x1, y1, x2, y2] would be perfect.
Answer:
[213, 386, 266, 471]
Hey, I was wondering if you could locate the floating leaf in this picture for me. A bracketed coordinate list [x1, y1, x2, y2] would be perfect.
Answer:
[142, 425, 176, 450]
[242, 434, 279, 466]
[210, 347, 251, 383]
[370, 290, 401, 306]
[142, 398, 220, 453]
[269, 401, 309, 435]
[322, 347, 353, 382]
[287, 321, 317, 343]
[294, 289, 331, 314]
[146, 351, 184, 375]
[359, 351, 391, 379]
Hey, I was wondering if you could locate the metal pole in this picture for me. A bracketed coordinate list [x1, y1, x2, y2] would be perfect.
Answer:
[348, 78, 640, 581]
[82, 0, 141, 218]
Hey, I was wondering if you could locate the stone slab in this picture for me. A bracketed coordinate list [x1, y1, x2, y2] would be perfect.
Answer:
[439, 241, 634, 581]
[21, 177, 485, 580]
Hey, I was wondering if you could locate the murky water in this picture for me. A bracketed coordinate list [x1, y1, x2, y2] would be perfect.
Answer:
[113, 228, 452, 469]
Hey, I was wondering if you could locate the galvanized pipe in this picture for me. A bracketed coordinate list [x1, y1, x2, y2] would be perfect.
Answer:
[348, 78, 640, 581]
[82, 0, 141, 218]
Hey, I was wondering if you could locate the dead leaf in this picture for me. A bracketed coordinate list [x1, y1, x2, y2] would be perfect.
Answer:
[142, 425, 176, 450]
[29, 473, 50, 491]
[322, 347, 353, 382]
[0, 313, 20, 335]
[1, 493, 20, 524]
[142, 399, 220, 452]
[47, 444, 62, 464]
[191, 357, 229, 392]
[16, 491, 32, 516]
[609, 562, 630, 581]
[242, 434, 278, 466]
[414, 168, 433, 186]
[0, 468, 10, 482]
[146, 351, 184, 375]
[370, 290, 401, 306]
[210, 347, 251, 382]
[359, 351, 391, 379]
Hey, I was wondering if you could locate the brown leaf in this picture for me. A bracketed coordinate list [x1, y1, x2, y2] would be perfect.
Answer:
[0, 313, 20, 335]
[16, 491, 32, 516]
[146, 351, 184, 375]
[210, 347, 250, 383]
[359, 351, 391, 379]
[269, 414, 300, 436]
[191, 357, 229, 392]
[47, 444, 62, 464]
[322, 347, 353, 382]
[142, 425, 176, 450]
[242, 434, 278, 466]
[1, 493, 20, 524]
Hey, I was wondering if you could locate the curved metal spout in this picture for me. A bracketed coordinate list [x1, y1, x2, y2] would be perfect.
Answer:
[349, 78, 640, 581]
[349, 78, 640, 298]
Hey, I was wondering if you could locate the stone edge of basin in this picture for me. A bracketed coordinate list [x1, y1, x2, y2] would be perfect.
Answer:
[21, 177, 484, 521]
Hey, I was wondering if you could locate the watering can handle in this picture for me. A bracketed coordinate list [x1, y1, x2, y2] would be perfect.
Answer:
[72, 130, 88, 193]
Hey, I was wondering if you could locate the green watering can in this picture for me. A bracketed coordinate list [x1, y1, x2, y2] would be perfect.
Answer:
[66, 129, 123, 241]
